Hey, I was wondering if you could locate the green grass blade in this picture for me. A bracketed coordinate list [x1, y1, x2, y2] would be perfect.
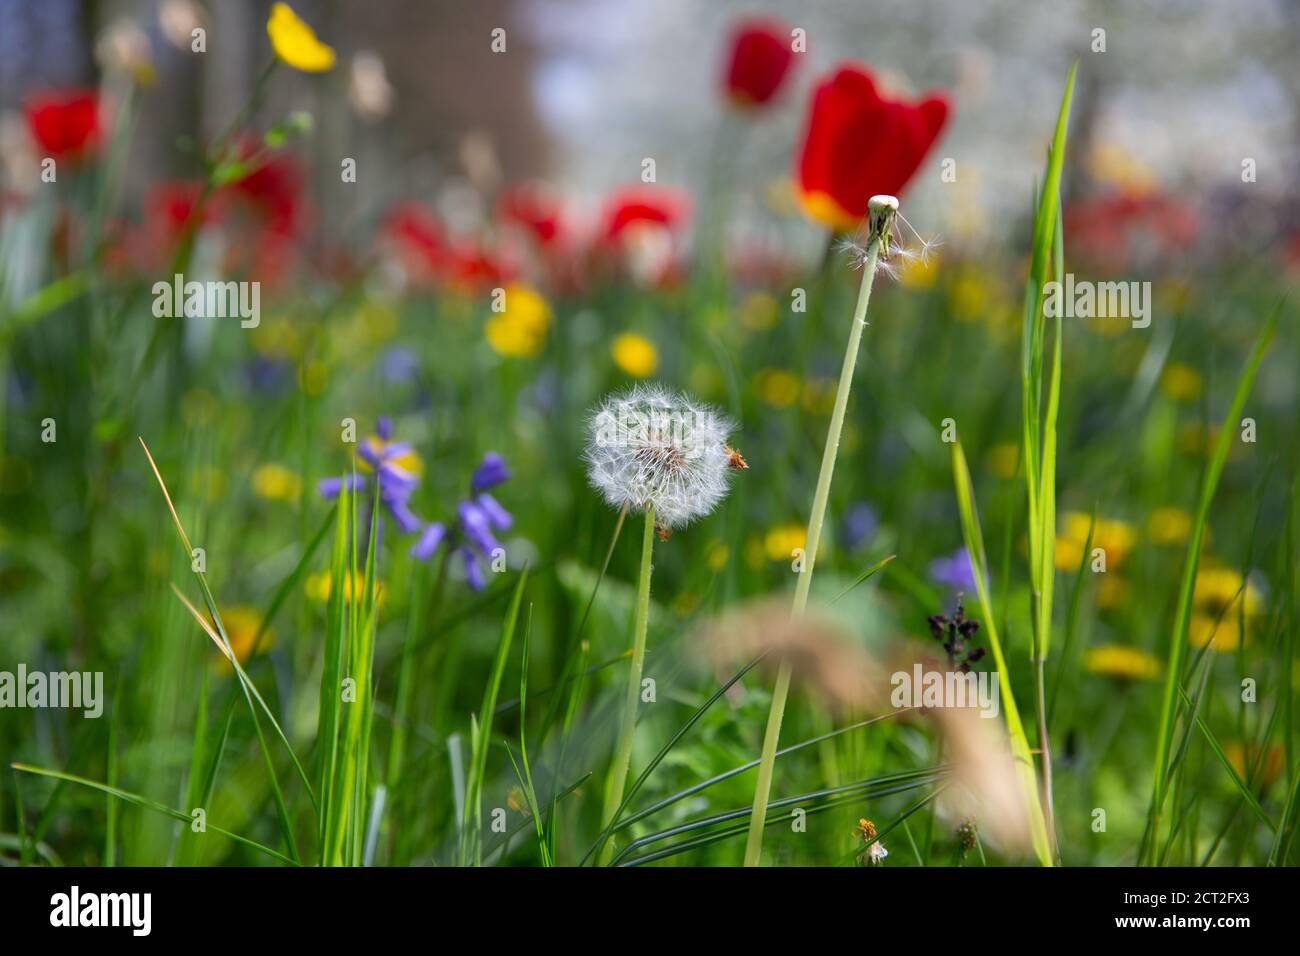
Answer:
[1147, 300, 1283, 856]
[12, 764, 297, 866]
[951, 439, 1053, 866]
[461, 565, 529, 865]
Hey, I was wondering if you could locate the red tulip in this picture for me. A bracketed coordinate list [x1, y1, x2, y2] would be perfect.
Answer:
[147, 180, 218, 236]
[444, 239, 512, 291]
[600, 186, 689, 242]
[385, 202, 446, 275]
[722, 18, 795, 108]
[230, 149, 302, 237]
[25, 89, 102, 160]
[796, 64, 949, 232]
[498, 184, 564, 245]
[1064, 191, 1198, 270]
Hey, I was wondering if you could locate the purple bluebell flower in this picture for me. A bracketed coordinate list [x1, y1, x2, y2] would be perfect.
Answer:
[459, 547, 486, 591]
[842, 502, 879, 551]
[318, 473, 366, 499]
[411, 453, 514, 591]
[471, 452, 510, 492]
[928, 547, 977, 593]
[320, 418, 425, 545]
[411, 522, 447, 561]
[380, 347, 420, 385]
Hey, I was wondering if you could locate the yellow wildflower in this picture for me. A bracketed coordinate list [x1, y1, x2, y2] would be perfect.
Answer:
[1082, 643, 1161, 681]
[1147, 506, 1192, 546]
[252, 463, 302, 502]
[1225, 742, 1284, 790]
[305, 570, 386, 608]
[756, 368, 801, 407]
[251, 316, 304, 360]
[1193, 565, 1263, 618]
[985, 442, 1019, 480]
[1055, 512, 1136, 571]
[267, 3, 335, 72]
[764, 523, 806, 562]
[1159, 362, 1202, 402]
[706, 540, 730, 571]
[485, 284, 551, 358]
[737, 291, 779, 331]
[801, 377, 836, 416]
[214, 606, 271, 670]
[898, 252, 938, 290]
[1095, 574, 1128, 609]
[949, 271, 988, 323]
[1189, 613, 1246, 652]
[611, 332, 658, 378]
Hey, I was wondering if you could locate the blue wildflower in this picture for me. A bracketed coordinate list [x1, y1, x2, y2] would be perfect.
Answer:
[411, 452, 513, 591]
[319, 417, 426, 540]
[928, 547, 977, 593]
[842, 502, 879, 551]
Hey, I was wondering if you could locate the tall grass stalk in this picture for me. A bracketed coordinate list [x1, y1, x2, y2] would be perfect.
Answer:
[1143, 301, 1281, 862]
[1020, 63, 1076, 860]
[742, 197, 896, 866]
[597, 505, 657, 865]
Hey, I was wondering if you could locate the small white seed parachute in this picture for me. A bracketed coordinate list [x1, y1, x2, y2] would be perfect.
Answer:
[585, 384, 736, 530]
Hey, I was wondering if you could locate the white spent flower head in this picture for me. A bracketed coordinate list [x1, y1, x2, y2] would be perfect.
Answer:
[586, 384, 736, 529]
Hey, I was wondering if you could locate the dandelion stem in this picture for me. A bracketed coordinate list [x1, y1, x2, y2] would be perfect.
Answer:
[598, 504, 656, 865]
[743, 203, 892, 866]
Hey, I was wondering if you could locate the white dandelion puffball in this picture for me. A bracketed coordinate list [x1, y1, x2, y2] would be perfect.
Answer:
[586, 385, 736, 529]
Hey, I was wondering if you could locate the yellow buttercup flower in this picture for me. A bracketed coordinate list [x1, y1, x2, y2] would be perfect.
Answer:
[1159, 361, 1202, 402]
[1189, 563, 1264, 652]
[486, 284, 551, 358]
[756, 368, 801, 407]
[267, 3, 335, 73]
[1225, 742, 1284, 790]
[737, 291, 779, 332]
[985, 442, 1020, 480]
[1095, 574, 1128, 609]
[1147, 506, 1192, 546]
[706, 540, 730, 571]
[801, 377, 836, 416]
[898, 252, 938, 290]
[1055, 512, 1136, 571]
[1189, 613, 1245, 652]
[1082, 643, 1161, 682]
[1193, 565, 1263, 617]
[949, 271, 989, 323]
[611, 332, 658, 378]
[252, 463, 303, 502]
[305, 570, 385, 607]
[764, 523, 806, 562]
[214, 606, 271, 670]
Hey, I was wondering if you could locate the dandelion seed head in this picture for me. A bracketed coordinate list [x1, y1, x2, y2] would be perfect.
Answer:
[585, 384, 736, 529]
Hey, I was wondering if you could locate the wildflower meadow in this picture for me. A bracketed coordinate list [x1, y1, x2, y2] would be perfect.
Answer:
[0, 0, 1297, 926]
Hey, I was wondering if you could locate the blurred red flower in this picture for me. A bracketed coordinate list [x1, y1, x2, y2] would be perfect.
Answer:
[1064, 191, 1198, 270]
[444, 239, 511, 291]
[498, 183, 564, 245]
[230, 149, 302, 237]
[25, 89, 102, 160]
[600, 186, 690, 242]
[147, 180, 218, 237]
[384, 202, 446, 277]
[722, 18, 796, 109]
[796, 64, 949, 232]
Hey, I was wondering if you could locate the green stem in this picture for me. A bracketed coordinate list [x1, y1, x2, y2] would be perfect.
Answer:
[598, 505, 656, 865]
[743, 225, 887, 866]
